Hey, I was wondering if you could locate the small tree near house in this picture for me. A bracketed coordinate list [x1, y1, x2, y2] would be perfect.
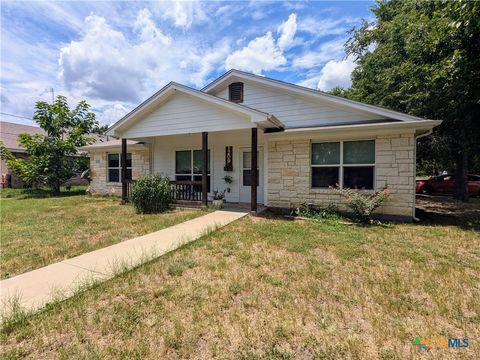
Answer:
[1, 96, 102, 193]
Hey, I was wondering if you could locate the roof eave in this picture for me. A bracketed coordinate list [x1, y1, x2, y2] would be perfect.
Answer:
[80, 143, 147, 151]
[265, 119, 442, 139]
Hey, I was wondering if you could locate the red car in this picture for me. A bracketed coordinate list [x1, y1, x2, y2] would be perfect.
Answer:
[416, 174, 480, 196]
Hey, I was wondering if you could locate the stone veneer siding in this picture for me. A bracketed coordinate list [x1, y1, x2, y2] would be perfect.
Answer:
[88, 148, 151, 196]
[267, 133, 416, 218]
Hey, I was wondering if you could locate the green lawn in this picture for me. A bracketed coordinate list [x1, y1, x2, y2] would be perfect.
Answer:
[1, 204, 478, 359]
[0, 188, 206, 278]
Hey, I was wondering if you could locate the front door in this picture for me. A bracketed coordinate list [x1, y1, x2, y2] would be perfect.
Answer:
[239, 147, 263, 204]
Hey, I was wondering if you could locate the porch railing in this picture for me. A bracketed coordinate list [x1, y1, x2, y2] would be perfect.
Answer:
[170, 180, 203, 202]
[125, 179, 136, 200]
[124, 180, 203, 203]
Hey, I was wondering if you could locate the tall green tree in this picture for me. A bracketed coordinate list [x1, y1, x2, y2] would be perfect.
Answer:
[343, 0, 480, 201]
[2, 96, 102, 193]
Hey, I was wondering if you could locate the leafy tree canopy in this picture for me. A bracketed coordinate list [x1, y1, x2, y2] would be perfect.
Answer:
[1, 96, 103, 192]
[340, 0, 480, 200]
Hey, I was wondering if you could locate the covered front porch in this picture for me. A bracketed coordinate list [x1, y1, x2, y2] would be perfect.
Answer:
[120, 127, 267, 213]
[103, 82, 283, 212]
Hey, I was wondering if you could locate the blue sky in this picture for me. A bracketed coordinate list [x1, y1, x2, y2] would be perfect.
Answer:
[1, 1, 375, 126]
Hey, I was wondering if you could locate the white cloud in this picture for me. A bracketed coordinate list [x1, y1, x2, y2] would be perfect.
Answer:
[0, 23, 62, 120]
[225, 13, 297, 74]
[297, 16, 360, 38]
[297, 74, 321, 89]
[97, 103, 129, 125]
[188, 40, 231, 87]
[53, 10, 232, 124]
[59, 15, 139, 102]
[292, 37, 346, 69]
[225, 32, 286, 74]
[134, 9, 171, 44]
[251, 10, 266, 20]
[277, 13, 297, 51]
[5, 1, 84, 32]
[316, 56, 356, 91]
[59, 11, 227, 104]
[160, 0, 207, 29]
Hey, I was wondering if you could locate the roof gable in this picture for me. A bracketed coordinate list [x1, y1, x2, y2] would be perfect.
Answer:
[107, 82, 282, 138]
[211, 79, 389, 129]
[202, 70, 427, 123]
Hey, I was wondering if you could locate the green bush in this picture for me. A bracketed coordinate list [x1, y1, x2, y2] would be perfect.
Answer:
[336, 187, 390, 223]
[130, 175, 173, 214]
[293, 202, 339, 220]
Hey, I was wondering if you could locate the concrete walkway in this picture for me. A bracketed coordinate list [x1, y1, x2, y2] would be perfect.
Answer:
[0, 209, 247, 317]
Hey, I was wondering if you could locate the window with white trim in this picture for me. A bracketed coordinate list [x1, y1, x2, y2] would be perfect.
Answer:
[311, 140, 375, 189]
[175, 150, 211, 192]
[107, 153, 132, 182]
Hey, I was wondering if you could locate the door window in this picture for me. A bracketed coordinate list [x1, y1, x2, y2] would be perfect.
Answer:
[242, 151, 259, 187]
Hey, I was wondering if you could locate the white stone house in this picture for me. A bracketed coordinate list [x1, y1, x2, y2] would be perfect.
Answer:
[82, 70, 441, 220]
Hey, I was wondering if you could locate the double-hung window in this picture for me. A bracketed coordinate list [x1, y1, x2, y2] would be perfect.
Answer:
[107, 153, 132, 182]
[175, 150, 211, 192]
[311, 142, 340, 188]
[311, 140, 375, 189]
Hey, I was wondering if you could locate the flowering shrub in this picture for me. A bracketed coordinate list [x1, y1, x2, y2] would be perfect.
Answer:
[336, 187, 390, 223]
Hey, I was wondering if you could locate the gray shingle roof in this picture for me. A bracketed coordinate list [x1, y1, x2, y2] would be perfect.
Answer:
[0, 121, 45, 152]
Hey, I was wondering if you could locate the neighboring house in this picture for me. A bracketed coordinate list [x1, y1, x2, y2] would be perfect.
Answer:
[0, 121, 45, 188]
[82, 70, 441, 220]
[0, 120, 91, 188]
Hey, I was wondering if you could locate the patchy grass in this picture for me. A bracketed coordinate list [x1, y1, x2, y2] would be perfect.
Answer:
[0, 191, 206, 278]
[167, 258, 198, 276]
[0, 186, 87, 199]
[1, 211, 478, 359]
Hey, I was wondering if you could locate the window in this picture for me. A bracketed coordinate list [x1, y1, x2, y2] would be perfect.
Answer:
[175, 150, 211, 192]
[311, 142, 340, 188]
[107, 153, 132, 182]
[229, 82, 244, 103]
[311, 140, 375, 189]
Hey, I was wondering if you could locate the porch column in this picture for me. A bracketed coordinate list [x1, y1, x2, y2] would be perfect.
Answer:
[121, 138, 128, 202]
[251, 127, 258, 213]
[202, 132, 208, 207]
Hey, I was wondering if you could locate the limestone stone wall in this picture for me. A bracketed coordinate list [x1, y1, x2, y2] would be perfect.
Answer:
[267, 133, 416, 219]
[375, 134, 416, 217]
[88, 148, 151, 196]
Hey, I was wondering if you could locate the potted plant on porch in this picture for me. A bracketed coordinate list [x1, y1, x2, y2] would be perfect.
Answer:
[222, 175, 233, 193]
[212, 190, 225, 208]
